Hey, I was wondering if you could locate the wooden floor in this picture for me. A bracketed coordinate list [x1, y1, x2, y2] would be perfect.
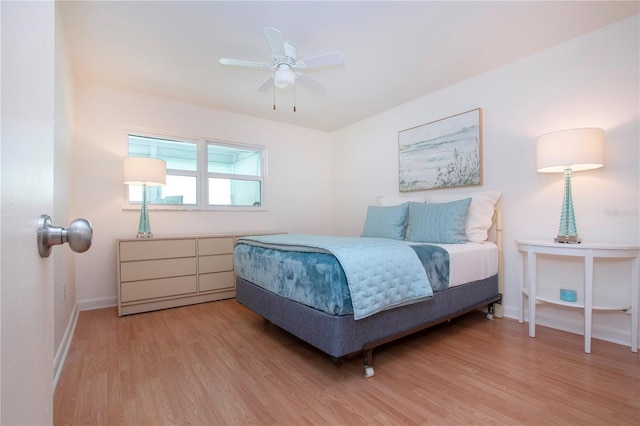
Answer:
[54, 300, 639, 425]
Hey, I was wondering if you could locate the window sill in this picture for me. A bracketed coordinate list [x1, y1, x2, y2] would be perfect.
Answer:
[122, 205, 267, 212]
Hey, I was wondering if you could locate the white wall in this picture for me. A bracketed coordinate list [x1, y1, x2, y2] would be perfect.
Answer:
[71, 85, 333, 308]
[331, 16, 639, 346]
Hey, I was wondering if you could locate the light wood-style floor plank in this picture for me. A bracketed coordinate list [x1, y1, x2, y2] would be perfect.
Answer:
[54, 300, 639, 425]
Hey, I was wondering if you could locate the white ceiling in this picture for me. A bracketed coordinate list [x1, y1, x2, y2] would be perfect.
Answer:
[58, 1, 639, 132]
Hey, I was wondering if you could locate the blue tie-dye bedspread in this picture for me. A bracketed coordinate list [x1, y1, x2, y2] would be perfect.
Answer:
[409, 244, 450, 292]
[234, 234, 442, 320]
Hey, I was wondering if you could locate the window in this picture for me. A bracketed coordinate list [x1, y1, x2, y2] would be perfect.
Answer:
[127, 132, 265, 209]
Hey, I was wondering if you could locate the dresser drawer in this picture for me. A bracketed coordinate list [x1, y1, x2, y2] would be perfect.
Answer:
[198, 254, 233, 274]
[198, 237, 234, 256]
[119, 238, 196, 261]
[121, 275, 197, 302]
[199, 271, 235, 292]
[121, 257, 196, 282]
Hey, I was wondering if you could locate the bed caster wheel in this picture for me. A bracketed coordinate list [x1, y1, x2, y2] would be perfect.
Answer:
[487, 304, 495, 320]
[363, 366, 375, 378]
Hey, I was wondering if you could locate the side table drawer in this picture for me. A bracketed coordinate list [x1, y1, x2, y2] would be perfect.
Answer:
[121, 275, 197, 302]
[199, 271, 235, 292]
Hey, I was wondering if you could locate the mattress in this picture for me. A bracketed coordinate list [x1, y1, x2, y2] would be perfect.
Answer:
[408, 241, 498, 288]
[234, 239, 498, 317]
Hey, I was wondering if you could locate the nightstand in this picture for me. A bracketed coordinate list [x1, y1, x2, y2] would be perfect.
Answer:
[516, 239, 639, 353]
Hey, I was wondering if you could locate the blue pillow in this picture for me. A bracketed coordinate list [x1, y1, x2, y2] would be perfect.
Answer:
[405, 198, 472, 244]
[361, 202, 409, 240]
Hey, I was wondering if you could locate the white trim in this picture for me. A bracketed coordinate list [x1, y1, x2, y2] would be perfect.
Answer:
[77, 296, 117, 311]
[535, 310, 634, 349]
[123, 128, 267, 210]
[504, 307, 635, 349]
[53, 303, 79, 390]
[53, 297, 128, 389]
[502, 305, 519, 320]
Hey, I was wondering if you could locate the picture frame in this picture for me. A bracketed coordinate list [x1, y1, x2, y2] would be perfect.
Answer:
[398, 108, 483, 191]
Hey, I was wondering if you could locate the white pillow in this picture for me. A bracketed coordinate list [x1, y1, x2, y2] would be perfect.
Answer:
[376, 195, 427, 206]
[424, 191, 502, 242]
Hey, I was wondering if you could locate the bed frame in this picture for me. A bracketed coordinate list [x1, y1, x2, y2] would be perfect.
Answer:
[235, 209, 503, 377]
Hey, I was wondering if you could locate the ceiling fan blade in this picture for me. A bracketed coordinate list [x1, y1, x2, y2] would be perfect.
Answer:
[296, 74, 325, 94]
[263, 27, 285, 57]
[219, 58, 271, 69]
[256, 76, 274, 92]
[296, 51, 344, 69]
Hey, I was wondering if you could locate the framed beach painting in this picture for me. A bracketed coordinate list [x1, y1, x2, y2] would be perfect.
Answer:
[398, 108, 482, 191]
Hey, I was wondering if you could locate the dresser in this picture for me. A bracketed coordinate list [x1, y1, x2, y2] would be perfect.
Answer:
[117, 233, 275, 316]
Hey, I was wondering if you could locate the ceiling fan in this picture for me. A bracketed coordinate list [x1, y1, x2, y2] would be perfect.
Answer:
[219, 27, 344, 93]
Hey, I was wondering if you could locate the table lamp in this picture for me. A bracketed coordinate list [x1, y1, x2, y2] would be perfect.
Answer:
[124, 156, 166, 238]
[536, 128, 605, 243]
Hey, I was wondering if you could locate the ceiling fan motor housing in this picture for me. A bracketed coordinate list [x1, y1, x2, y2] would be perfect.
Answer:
[273, 42, 297, 89]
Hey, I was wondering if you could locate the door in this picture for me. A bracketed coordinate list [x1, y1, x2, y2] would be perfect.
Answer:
[1, 1, 56, 423]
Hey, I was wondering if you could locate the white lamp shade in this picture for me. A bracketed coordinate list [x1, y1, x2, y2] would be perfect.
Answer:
[536, 128, 605, 173]
[274, 65, 295, 89]
[123, 157, 166, 186]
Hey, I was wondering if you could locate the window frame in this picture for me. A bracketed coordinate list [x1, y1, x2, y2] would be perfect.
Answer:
[124, 128, 267, 211]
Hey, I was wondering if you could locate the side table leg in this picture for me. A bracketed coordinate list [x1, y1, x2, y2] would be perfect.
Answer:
[584, 251, 594, 354]
[528, 250, 536, 338]
[518, 249, 524, 323]
[631, 255, 638, 353]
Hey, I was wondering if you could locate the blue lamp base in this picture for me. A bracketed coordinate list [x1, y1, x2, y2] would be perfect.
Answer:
[555, 235, 581, 244]
[555, 168, 581, 244]
[137, 183, 153, 238]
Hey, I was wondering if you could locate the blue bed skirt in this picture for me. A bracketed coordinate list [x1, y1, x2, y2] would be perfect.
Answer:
[235, 274, 499, 359]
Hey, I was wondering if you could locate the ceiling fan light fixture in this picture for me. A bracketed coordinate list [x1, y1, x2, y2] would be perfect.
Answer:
[219, 27, 344, 95]
[274, 66, 295, 89]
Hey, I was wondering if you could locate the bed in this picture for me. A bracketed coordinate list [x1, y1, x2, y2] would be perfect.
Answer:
[233, 192, 503, 377]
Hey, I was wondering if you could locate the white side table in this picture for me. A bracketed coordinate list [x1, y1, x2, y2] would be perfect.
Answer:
[516, 239, 639, 353]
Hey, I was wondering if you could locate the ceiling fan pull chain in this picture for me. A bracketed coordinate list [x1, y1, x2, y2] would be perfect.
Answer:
[273, 81, 276, 110]
[293, 84, 297, 112]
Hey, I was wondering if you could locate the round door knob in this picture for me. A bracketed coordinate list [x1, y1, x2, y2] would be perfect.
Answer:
[37, 215, 93, 258]
[66, 218, 93, 254]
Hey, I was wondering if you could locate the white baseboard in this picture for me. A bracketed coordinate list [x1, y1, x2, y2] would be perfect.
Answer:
[53, 297, 118, 391]
[77, 296, 117, 311]
[502, 305, 635, 350]
[53, 303, 79, 390]
[534, 310, 634, 348]
[502, 305, 519, 320]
